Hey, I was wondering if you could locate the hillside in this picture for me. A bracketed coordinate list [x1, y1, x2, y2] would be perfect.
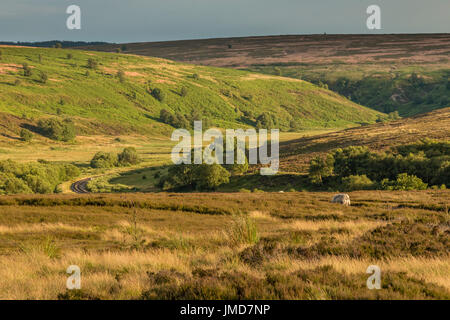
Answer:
[84, 34, 450, 116]
[278, 107, 450, 173]
[0, 46, 381, 141]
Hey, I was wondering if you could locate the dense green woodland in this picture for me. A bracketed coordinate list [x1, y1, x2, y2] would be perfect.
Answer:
[309, 140, 449, 191]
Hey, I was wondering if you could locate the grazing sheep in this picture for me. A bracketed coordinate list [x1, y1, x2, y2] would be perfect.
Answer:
[331, 194, 351, 206]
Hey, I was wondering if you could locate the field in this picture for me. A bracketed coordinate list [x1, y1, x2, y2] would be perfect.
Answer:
[0, 36, 449, 300]
[0, 191, 448, 299]
[86, 34, 450, 116]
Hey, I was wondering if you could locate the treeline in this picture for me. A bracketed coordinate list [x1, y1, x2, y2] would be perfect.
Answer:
[159, 109, 212, 129]
[158, 143, 248, 191]
[0, 160, 80, 195]
[0, 41, 110, 48]
[90, 147, 140, 168]
[309, 140, 449, 191]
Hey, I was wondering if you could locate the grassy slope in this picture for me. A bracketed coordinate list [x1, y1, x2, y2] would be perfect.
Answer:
[278, 107, 450, 173]
[89, 34, 450, 116]
[0, 46, 382, 140]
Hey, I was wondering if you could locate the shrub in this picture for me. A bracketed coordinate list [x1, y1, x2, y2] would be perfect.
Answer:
[0, 160, 80, 195]
[67, 53, 73, 59]
[227, 216, 259, 245]
[195, 164, 230, 190]
[341, 175, 374, 191]
[87, 58, 98, 69]
[37, 118, 76, 142]
[14, 79, 21, 86]
[90, 152, 118, 168]
[117, 70, 125, 83]
[23, 63, 32, 77]
[381, 173, 428, 191]
[256, 112, 275, 129]
[308, 155, 334, 184]
[118, 147, 140, 166]
[151, 88, 165, 102]
[180, 87, 188, 97]
[20, 129, 33, 142]
[40, 72, 48, 84]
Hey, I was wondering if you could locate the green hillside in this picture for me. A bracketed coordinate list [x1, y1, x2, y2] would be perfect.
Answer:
[0, 46, 382, 138]
[89, 34, 449, 117]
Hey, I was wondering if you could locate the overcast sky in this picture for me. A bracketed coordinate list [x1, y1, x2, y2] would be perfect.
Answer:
[1, 0, 449, 43]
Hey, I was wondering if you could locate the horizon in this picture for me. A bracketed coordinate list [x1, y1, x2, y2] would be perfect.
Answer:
[2, 31, 450, 46]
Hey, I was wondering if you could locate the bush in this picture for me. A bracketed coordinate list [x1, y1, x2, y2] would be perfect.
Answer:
[256, 112, 275, 129]
[14, 79, 21, 86]
[87, 58, 98, 69]
[195, 164, 230, 190]
[23, 63, 32, 77]
[40, 72, 48, 84]
[20, 129, 33, 142]
[37, 118, 76, 142]
[381, 173, 428, 191]
[118, 147, 140, 166]
[0, 160, 80, 195]
[90, 152, 118, 169]
[151, 88, 165, 102]
[67, 53, 73, 59]
[117, 70, 125, 83]
[227, 216, 259, 245]
[180, 87, 188, 97]
[308, 155, 334, 185]
[341, 175, 374, 191]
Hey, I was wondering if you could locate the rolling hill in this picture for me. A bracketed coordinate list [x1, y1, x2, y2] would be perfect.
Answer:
[0, 46, 383, 140]
[82, 34, 450, 117]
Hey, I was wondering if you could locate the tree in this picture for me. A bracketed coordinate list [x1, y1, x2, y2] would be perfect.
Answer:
[118, 147, 140, 166]
[20, 129, 33, 142]
[90, 152, 118, 168]
[195, 164, 230, 190]
[256, 112, 275, 129]
[160, 109, 174, 124]
[309, 155, 334, 184]
[54, 42, 62, 49]
[341, 175, 374, 191]
[381, 173, 428, 191]
[37, 118, 76, 142]
[223, 138, 249, 175]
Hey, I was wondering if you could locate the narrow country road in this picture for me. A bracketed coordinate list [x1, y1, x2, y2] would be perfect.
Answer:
[70, 177, 92, 194]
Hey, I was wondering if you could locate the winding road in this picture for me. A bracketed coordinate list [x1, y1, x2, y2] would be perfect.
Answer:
[70, 177, 92, 194]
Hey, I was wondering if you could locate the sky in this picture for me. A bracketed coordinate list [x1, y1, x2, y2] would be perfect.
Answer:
[0, 0, 449, 43]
